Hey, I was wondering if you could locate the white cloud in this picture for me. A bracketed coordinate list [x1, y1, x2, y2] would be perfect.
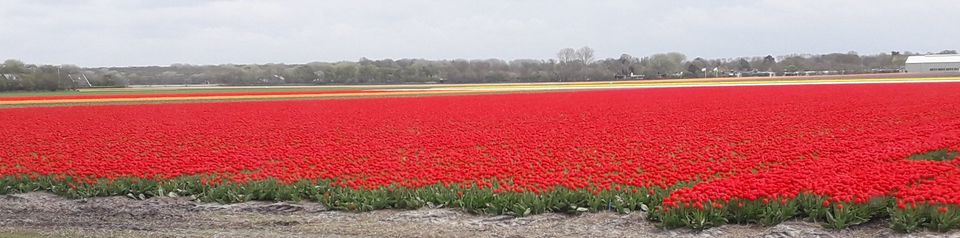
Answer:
[1, 0, 957, 66]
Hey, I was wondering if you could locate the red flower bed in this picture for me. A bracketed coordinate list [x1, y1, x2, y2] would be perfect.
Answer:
[2, 82, 960, 229]
[0, 89, 381, 101]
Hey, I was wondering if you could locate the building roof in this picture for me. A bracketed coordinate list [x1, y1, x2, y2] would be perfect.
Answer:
[906, 54, 960, 64]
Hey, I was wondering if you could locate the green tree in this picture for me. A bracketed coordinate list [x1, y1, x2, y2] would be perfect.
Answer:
[737, 59, 752, 71]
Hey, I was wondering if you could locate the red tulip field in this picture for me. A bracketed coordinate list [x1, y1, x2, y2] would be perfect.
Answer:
[2, 82, 960, 232]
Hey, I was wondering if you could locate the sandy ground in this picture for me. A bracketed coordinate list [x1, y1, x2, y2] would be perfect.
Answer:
[6, 75, 960, 107]
[0, 192, 954, 238]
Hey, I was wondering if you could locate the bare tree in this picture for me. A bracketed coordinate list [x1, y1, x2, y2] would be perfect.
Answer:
[576, 46, 595, 64]
[557, 48, 577, 63]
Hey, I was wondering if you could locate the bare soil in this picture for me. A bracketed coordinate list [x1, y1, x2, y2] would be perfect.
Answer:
[0, 192, 953, 238]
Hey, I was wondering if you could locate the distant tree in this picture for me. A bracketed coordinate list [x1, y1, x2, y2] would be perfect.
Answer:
[20, 65, 62, 91]
[686, 63, 701, 77]
[783, 64, 800, 72]
[760, 55, 776, 71]
[555, 48, 581, 81]
[939, 50, 958, 55]
[556, 48, 577, 64]
[575, 46, 595, 65]
[289, 65, 319, 83]
[358, 64, 379, 84]
[1, 59, 27, 74]
[689, 57, 709, 68]
[95, 72, 121, 86]
[642, 52, 686, 78]
[687, 57, 709, 77]
[1, 50, 927, 92]
[737, 59, 752, 71]
[617, 54, 636, 75]
[0, 60, 26, 91]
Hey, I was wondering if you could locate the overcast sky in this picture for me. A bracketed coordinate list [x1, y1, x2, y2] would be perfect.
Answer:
[1, 0, 957, 67]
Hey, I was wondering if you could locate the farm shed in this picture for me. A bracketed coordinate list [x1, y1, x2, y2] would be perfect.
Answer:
[905, 55, 960, 73]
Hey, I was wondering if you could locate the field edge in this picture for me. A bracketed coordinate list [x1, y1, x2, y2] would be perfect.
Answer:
[1, 175, 958, 233]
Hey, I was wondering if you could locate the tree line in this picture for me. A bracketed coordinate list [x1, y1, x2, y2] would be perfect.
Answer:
[1, 49, 956, 92]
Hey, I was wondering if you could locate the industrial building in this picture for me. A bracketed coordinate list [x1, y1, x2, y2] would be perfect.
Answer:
[905, 55, 960, 73]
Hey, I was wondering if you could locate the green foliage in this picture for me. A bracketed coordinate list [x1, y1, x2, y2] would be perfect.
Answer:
[890, 205, 929, 233]
[644, 182, 697, 222]
[890, 204, 960, 233]
[821, 198, 888, 230]
[658, 202, 727, 230]
[758, 198, 800, 226]
[4, 175, 960, 232]
[927, 206, 960, 232]
[726, 199, 764, 224]
[797, 194, 830, 223]
[907, 149, 960, 161]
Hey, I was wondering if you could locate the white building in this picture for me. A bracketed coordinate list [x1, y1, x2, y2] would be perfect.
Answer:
[905, 55, 960, 73]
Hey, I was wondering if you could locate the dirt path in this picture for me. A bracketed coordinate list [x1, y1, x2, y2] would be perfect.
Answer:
[0, 192, 949, 238]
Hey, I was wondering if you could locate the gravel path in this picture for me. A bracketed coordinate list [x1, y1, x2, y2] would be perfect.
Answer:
[0, 192, 953, 238]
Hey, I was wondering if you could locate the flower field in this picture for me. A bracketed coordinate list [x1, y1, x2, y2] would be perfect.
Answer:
[1, 82, 960, 231]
